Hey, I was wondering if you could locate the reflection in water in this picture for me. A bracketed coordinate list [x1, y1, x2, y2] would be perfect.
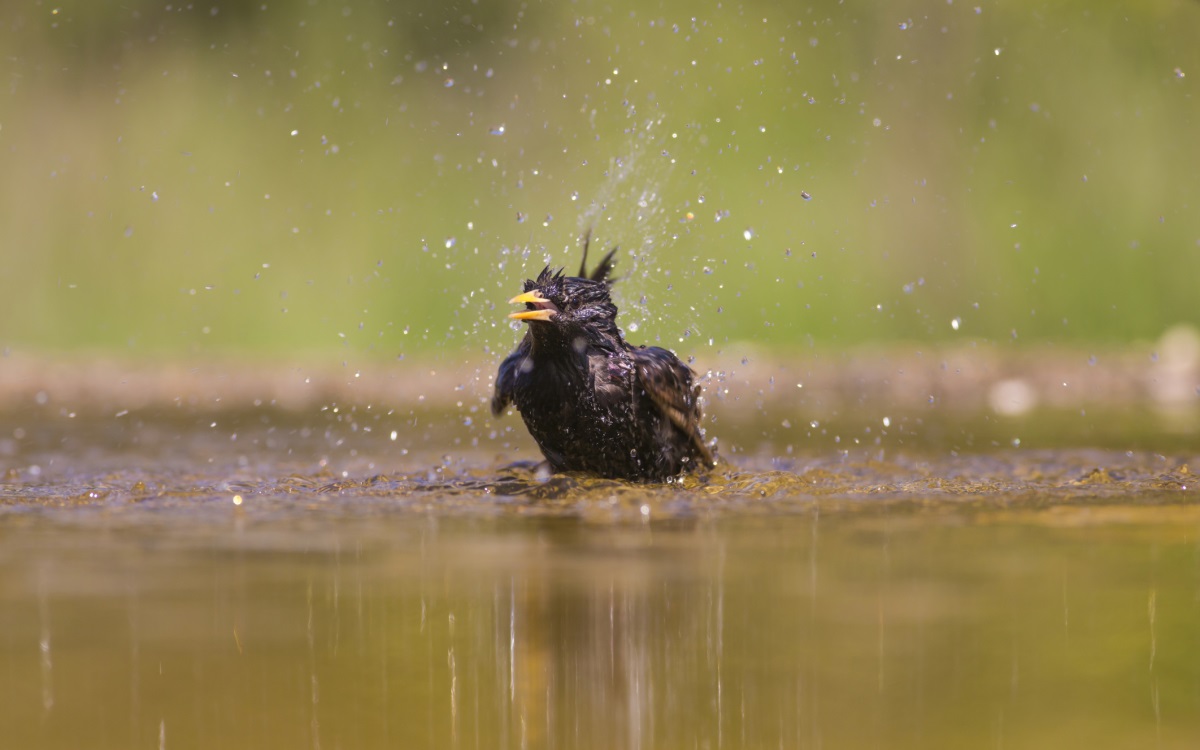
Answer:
[1, 507, 1200, 748]
[37, 567, 53, 716]
[0, 407, 1198, 747]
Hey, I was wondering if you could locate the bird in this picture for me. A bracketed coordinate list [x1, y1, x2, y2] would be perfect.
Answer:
[491, 232, 716, 482]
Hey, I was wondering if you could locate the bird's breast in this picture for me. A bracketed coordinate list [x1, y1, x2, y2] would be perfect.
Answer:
[513, 353, 589, 406]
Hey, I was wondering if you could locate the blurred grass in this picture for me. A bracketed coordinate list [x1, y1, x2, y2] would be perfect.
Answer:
[0, 0, 1198, 360]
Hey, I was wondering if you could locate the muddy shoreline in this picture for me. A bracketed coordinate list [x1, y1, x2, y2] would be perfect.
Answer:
[1, 344, 1194, 418]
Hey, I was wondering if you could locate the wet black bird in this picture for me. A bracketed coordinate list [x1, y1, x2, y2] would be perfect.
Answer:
[492, 235, 716, 482]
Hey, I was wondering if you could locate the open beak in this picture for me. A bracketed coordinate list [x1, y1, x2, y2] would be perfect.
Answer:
[507, 290, 558, 322]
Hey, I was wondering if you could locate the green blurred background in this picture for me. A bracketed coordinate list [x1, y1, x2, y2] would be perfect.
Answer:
[1, 0, 1197, 361]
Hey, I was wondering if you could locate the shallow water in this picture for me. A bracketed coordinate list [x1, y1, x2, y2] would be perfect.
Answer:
[1, 407, 1198, 748]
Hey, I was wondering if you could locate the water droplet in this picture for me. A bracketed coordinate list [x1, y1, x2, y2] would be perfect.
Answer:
[743, 228, 754, 241]
[951, 317, 961, 331]
[489, 124, 506, 135]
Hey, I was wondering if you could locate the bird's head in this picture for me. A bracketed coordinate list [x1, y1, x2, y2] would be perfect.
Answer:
[507, 266, 619, 343]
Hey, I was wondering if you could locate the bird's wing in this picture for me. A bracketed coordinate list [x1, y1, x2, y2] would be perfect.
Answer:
[492, 341, 530, 416]
[578, 229, 619, 286]
[632, 346, 716, 468]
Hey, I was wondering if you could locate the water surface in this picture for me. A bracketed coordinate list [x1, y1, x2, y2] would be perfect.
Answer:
[1, 406, 1198, 749]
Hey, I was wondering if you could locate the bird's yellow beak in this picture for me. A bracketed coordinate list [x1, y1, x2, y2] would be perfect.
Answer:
[507, 290, 557, 321]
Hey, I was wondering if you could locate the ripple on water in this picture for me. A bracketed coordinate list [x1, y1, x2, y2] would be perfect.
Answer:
[0, 449, 1194, 523]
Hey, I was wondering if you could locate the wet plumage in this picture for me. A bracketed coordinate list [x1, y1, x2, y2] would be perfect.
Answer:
[492, 235, 716, 482]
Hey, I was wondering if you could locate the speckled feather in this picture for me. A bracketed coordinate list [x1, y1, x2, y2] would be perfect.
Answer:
[492, 236, 715, 482]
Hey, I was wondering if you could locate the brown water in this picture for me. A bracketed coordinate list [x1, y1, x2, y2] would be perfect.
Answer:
[2, 406, 1199, 749]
